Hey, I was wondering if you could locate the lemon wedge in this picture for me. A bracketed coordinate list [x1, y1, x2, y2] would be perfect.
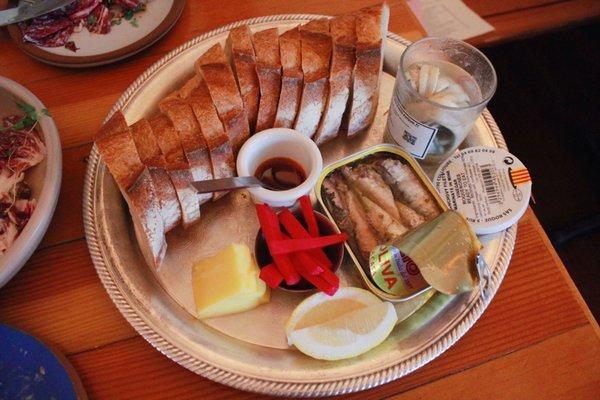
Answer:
[286, 288, 398, 360]
[285, 287, 381, 337]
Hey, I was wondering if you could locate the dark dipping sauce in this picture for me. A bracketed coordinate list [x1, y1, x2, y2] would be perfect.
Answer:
[254, 157, 306, 191]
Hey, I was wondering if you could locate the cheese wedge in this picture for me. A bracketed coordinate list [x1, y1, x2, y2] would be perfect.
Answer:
[192, 244, 269, 319]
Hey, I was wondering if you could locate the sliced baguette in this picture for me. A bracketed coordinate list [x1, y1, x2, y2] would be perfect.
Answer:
[95, 111, 143, 188]
[227, 25, 260, 132]
[346, 3, 390, 137]
[313, 14, 356, 145]
[252, 28, 282, 132]
[159, 93, 212, 206]
[149, 114, 201, 228]
[180, 75, 236, 200]
[303, 18, 329, 34]
[130, 118, 182, 231]
[274, 27, 303, 129]
[95, 112, 166, 268]
[195, 44, 250, 154]
[127, 168, 168, 269]
[294, 19, 332, 138]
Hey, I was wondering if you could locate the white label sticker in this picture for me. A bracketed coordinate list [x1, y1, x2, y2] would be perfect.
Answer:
[433, 147, 532, 235]
[386, 90, 437, 159]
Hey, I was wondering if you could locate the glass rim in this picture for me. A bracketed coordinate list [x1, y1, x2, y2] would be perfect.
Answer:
[399, 37, 498, 111]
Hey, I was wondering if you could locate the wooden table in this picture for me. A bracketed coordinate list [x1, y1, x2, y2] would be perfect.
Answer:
[463, 0, 600, 46]
[1, 1, 599, 399]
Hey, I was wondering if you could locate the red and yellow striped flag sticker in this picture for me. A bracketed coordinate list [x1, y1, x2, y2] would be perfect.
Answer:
[510, 168, 531, 185]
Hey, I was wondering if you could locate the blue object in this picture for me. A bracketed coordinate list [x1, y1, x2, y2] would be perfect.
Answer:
[0, 324, 77, 400]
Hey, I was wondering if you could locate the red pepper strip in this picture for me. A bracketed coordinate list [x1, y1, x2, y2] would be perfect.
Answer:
[293, 251, 324, 275]
[290, 253, 338, 296]
[255, 204, 300, 285]
[279, 209, 333, 269]
[318, 267, 340, 288]
[302, 251, 339, 288]
[277, 233, 323, 275]
[299, 195, 319, 237]
[259, 263, 283, 289]
[268, 233, 348, 255]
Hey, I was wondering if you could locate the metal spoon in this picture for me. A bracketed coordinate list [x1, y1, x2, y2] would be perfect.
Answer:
[191, 176, 274, 194]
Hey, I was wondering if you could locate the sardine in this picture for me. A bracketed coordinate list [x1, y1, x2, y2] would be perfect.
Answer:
[376, 158, 441, 220]
[322, 175, 354, 239]
[395, 200, 425, 228]
[360, 196, 408, 241]
[340, 164, 401, 221]
[327, 174, 379, 261]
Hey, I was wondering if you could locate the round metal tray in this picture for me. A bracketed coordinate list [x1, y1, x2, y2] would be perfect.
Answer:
[83, 14, 515, 397]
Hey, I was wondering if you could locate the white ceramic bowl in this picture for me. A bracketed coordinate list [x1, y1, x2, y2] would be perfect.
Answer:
[236, 128, 322, 207]
[0, 77, 62, 288]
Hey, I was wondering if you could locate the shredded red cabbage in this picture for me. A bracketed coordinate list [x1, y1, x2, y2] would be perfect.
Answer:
[0, 116, 46, 253]
[18, 0, 146, 51]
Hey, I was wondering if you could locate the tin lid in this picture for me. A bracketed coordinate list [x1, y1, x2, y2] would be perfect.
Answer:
[369, 211, 482, 296]
[433, 147, 532, 235]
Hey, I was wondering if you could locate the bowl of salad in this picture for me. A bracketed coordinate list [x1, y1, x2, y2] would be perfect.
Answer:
[0, 77, 62, 288]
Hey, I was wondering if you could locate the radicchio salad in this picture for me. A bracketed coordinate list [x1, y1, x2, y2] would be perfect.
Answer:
[18, 0, 147, 51]
[0, 103, 47, 253]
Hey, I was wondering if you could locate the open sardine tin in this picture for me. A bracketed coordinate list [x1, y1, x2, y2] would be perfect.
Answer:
[316, 144, 485, 302]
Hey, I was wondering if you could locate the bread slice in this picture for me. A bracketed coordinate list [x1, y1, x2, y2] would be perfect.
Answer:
[95, 111, 143, 188]
[149, 114, 201, 228]
[294, 19, 332, 138]
[130, 118, 182, 231]
[274, 27, 303, 129]
[252, 28, 282, 132]
[95, 112, 166, 268]
[180, 75, 236, 201]
[313, 14, 356, 145]
[195, 44, 250, 154]
[227, 25, 260, 132]
[346, 3, 390, 137]
[159, 93, 212, 206]
[127, 168, 168, 268]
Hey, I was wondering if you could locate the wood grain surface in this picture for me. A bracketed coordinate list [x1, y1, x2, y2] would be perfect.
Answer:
[0, 1, 599, 399]
[467, 0, 600, 47]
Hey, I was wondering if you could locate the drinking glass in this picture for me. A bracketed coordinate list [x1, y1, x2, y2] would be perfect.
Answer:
[386, 37, 497, 165]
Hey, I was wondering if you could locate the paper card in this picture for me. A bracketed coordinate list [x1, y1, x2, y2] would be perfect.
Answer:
[407, 0, 494, 41]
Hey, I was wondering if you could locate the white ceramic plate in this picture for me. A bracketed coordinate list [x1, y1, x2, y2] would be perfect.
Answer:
[6, 0, 185, 68]
[0, 77, 62, 288]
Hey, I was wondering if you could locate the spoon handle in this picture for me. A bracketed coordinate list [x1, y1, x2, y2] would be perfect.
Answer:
[191, 176, 264, 194]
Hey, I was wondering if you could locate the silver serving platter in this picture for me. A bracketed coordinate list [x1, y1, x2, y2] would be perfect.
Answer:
[83, 15, 515, 397]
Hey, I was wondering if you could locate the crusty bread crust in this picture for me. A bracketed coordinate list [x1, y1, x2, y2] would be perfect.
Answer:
[181, 76, 236, 201]
[274, 28, 303, 129]
[303, 19, 329, 34]
[228, 26, 260, 132]
[314, 14, 356, 145]
[95, 111, 143, 189]
[148, 114, 187, 170]
[130, 118, 182, 231]
[346, 3, 389, 138]
[253, 28, 282, 132]
[294, 20, 332, 138]
[130, 118, 165, 167]
[179, 75, 201, 100]
[159, 95, 212, 206]
[195, 44, 250, 154]
[95, 112, 167, 268]
[149, 114, 201, 228]
[128, 168, 167, 268]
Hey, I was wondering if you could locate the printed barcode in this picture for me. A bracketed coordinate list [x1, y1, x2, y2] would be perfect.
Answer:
[480, 164, 501, 204]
